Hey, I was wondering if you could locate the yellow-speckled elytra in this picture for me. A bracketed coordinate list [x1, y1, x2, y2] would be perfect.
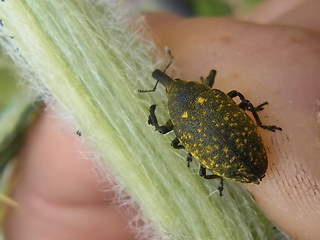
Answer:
[139, 52, 282, 196]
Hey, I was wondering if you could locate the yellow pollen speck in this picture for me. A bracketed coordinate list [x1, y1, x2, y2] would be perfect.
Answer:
[199, 123, 203, 127]
[233, 113, 239, 117]
[214, 145, 219, 150]
[181, 112, 188, 118]
[222, 164, 231, 169]
[201, 161, 208, 168]
[230, 133, 234, 137]
[237, 143, 244, 148]
[215, 123, 220, 127]
[242, 132, 246, 136]
[213, 154, 219, 159]
[236, 139, 240, 143]
[244, 139, 248, 143]
[203, 133, 207, 137]
[224, 116, 229, 121]
[197, 97, 207, 104]
[197, 128, 202, 133]
[223, 147, 229, 153]
[244, 127, 249, 131]
[212, 136, 217, 141]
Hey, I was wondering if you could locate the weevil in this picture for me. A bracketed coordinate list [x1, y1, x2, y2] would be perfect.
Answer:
[139, 51, 282, 196]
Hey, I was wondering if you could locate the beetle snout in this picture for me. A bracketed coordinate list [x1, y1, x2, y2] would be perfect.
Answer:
[152, 69, 174, 88]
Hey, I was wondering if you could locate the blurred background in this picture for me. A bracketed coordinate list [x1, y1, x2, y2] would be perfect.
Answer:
[130, 0, 263, 16]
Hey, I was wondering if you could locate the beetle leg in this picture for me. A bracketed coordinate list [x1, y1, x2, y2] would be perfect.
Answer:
[171, 137, 185, 149]
[247, 104, 282, 132]
[202, 70, 217, 88]
[186, 153, 193, 168]
[199, 166, 224, 196]
[199, 166, 220, 179]
[217, 178, 224, 197]
[148, 105, 173, 134]
[227, 90, 282, 132]
[171, 138, 193, 167]
[227, 90, 246, 108]
[255, 102, 269, 112]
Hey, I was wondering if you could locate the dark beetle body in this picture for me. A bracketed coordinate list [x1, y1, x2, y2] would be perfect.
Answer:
[144, 68, 281, 187]
[167, 79, 267, 183]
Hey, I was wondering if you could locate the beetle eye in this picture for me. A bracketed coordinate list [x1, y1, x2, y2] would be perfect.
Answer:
[175, 91, 190, 103]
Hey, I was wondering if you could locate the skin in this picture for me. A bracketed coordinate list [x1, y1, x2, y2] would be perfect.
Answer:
[3, 1, 320, 239]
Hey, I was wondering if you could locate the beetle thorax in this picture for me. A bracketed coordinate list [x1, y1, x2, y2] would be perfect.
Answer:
[167, 80, 209, 121]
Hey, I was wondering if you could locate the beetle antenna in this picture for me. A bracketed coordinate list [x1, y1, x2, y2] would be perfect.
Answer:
[138, 47, 174, 93]
[137, 81, 159, 93]
[163, 47, 174, 73]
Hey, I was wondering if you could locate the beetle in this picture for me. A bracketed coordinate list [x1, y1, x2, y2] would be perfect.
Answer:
[139, 51, 282, 196]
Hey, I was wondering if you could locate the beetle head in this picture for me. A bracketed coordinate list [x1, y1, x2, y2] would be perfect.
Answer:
[152, 69, 174, 90]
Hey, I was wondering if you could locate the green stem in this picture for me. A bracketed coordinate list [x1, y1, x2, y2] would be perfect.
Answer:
[0, 1, 287, 239]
